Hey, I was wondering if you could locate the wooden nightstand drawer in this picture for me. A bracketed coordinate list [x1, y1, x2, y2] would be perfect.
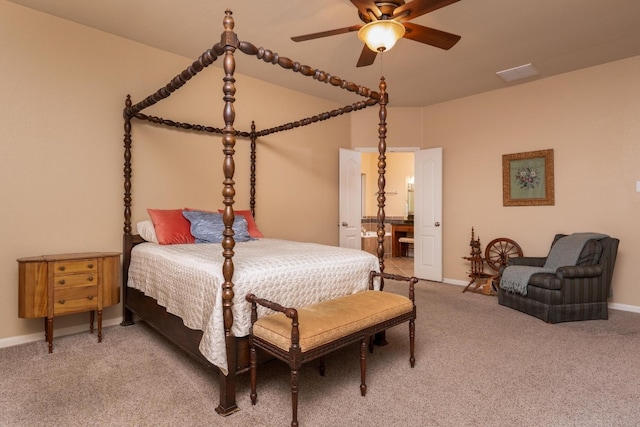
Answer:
[53, 272, 96, 287]
[53, 258, 98, 275]
[54, 285, 99, 315]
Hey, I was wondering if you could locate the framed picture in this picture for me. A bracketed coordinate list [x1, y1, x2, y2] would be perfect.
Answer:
[502, 149, 554, 206]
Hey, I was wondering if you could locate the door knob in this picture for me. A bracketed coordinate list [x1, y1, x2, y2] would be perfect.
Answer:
[341, 222, 348, 227]
[435, 222, 441, 227]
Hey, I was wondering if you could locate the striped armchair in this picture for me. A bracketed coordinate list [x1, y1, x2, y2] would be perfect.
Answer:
[498, 234, 619, 323]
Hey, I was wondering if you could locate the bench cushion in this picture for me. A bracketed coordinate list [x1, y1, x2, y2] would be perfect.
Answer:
[252, 290, 413, 352]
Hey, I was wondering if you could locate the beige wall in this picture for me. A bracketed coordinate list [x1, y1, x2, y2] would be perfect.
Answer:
[0, 2, 350, 342]
[426, 56, 640, 307]
[354, 56, 640, 309]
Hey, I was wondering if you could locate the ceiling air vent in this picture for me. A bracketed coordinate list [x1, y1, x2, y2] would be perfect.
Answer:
[496, 63, 539, 82]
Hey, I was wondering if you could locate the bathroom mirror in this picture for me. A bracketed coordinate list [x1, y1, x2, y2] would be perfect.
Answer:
[406, 176, 414, 220]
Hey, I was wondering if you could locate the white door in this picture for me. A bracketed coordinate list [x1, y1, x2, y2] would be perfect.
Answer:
[414, 148, 443, 281]
[339, 149, 361, 249]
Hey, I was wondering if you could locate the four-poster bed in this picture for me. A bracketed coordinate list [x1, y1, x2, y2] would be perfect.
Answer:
[121, 10, 392, 415]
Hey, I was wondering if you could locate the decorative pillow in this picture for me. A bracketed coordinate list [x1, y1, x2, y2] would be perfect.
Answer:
[549, 234, 604, 266]
[146, 208, 195, 245]
[217, 209, 264, 238]
[576, 239, 604, 266]
[183, 210, 254, 243]
[136, 220, 159, 243]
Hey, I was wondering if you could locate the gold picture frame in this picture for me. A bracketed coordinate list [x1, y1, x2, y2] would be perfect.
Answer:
[502, 149, 554, 206]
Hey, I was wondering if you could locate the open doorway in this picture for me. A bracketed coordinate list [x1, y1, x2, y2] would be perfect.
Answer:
[360, 151, 415, 276]
[341, 147, 443, 281]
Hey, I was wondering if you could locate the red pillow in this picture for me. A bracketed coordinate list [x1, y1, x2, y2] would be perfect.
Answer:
[218, 209, 264, 238]
[147, 208, 195, 245]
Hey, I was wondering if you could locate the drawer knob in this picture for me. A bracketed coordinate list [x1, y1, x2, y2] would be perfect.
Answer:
[58, 279, 66, 285]
[88, 276, 94, 282]
[58, 299, 66, 304]
[58, 266, 66, 271]
[87, 295, 94, 301]
[88, 263, 94, 268]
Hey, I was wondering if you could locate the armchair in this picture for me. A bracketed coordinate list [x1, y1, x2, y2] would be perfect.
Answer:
[498, 234, 619, 323]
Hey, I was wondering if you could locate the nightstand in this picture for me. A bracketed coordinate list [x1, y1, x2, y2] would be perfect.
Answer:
[18, 252, 120, 353]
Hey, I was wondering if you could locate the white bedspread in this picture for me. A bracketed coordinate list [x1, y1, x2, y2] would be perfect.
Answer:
[128, 238, 380, 374]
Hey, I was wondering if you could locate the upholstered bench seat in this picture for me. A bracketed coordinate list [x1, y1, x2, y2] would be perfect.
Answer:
[246, 271, 417, 427]
[252, 290, 413, 352]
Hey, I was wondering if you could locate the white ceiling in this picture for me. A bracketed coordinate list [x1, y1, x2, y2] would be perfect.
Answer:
[9, 0, 640, 107]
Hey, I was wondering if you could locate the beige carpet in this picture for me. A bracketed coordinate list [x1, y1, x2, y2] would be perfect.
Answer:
[2, 280, 640, 426]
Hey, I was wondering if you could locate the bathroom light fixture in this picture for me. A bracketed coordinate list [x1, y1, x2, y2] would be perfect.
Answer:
[358, 20, 406, 52]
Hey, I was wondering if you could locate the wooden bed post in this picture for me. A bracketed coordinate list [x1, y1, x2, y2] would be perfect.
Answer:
[377, 77, 388, 286]
[121, 95, 135, 326]
[250, 121, 257, 219]
[123, 95, 133, 237]
[217, 9, 240, 416]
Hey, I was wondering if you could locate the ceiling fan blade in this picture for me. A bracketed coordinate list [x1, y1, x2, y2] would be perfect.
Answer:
[291, 25, 362, 42]
[402, 22, 461, 50]
[393, 0, 460, 22]
[350, 0, 382, 22]
[356, 45, 378, 67]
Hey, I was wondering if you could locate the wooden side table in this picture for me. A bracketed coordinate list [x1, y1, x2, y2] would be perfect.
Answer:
[18, 252, 120, 353]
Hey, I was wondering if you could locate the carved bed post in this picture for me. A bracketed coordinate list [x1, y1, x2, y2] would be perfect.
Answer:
[250, 121, 257, 219]
[377, 77, 388, 287]
[217, 9, 240, 416]
[123, 95, 133, 236]
[121, 95, 135, 326]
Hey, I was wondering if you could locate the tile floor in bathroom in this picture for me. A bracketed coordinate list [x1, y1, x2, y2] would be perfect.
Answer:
[383, 256, 414, 277]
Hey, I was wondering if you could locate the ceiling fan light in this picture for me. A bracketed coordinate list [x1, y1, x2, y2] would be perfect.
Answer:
[358, 20, 405, 52]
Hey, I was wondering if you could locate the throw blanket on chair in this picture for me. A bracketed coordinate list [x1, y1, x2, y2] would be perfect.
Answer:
[500, 232, 608, 296]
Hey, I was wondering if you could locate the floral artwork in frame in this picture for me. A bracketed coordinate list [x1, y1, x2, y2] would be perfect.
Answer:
[502, 149, 554, 206]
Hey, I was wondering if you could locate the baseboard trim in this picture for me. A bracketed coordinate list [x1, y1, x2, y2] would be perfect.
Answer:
[443, 278, 468, 287]
[609, 302, 640, 314]
[0, 317, 123, 349]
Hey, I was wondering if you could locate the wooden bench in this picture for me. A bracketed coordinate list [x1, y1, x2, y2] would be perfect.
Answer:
[246, 271, 418, 427]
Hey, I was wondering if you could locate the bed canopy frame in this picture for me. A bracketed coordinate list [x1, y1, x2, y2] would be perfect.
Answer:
[121, 10, 391, 415]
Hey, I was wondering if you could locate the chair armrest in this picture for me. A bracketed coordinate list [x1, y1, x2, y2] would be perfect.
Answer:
[556, 265, 603, 279]
[508, 257, 546, 267]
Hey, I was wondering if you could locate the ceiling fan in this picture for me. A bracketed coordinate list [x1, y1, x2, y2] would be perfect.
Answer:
[291, 0, 461, 67]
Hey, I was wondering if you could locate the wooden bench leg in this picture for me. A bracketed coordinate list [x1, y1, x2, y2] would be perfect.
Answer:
[250, 343, 257, 405]
[360, 339, 367, 396]
[410, 318, 416, 368]
[291, 365, 300, 427]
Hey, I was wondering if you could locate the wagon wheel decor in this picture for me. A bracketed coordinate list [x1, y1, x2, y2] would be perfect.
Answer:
[484, 238, 523, 272]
